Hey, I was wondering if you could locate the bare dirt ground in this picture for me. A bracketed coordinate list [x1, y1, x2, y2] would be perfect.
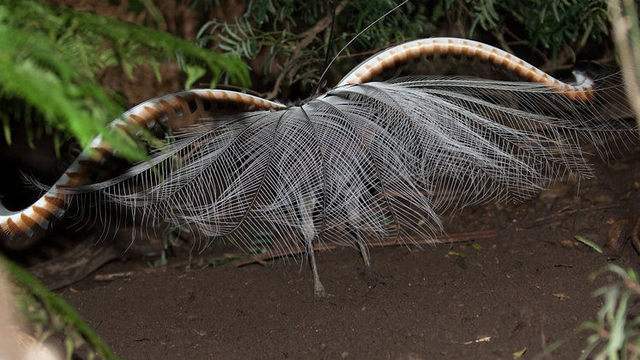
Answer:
[53, 148, 640, 360]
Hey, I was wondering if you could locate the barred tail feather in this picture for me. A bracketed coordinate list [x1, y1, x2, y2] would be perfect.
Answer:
[0, 90, 284, 249]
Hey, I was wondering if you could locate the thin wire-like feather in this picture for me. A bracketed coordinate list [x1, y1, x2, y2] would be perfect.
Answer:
[61, 75, 636, 255]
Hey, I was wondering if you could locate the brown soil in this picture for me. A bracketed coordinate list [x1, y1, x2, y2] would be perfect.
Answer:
[57, 150, 640, 360]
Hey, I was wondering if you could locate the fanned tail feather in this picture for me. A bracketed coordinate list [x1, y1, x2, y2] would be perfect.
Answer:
[59, 75, 637, 254]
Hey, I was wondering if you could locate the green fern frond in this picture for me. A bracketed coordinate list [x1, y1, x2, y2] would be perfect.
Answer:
[0, 0, 249, 159]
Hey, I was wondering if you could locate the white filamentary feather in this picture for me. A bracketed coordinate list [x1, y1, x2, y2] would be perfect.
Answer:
[62, 76, 635, 262]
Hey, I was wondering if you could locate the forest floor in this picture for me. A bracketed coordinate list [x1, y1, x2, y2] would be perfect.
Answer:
[54, 147, 640, 360]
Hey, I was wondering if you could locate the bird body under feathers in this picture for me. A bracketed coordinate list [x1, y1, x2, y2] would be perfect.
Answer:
[0, 37, 636, 292]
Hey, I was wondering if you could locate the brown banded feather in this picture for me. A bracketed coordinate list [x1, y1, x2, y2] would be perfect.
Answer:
[451, 43, 463, 56]
[462, 44, 477, 57]
[158, 99, 175, 115]
[114, 122, 134, 137]
[19, 214, 37, 230]
[493, 50, 507, 66]
[6, 218, 29, 235]
[165, 95, 182, 108]
[42, 195, 65, 212]
[340, 38, 594, 101]
[177, 96, 192, 113]
[92, 142, 112, 153]
[26, 211, 49, 229]
[1, 89, 285, 247]
[84, 147, 108, 162]
[129, 114, 147, 126]
[62, 171, 88, 187]
[143, 104, 160, 116]
[89, 145, 112, 162]
[32, 206, 54, 220]
[5, 219, 23, 236]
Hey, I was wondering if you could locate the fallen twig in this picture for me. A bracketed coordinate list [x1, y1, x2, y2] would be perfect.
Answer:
[463, 336, 491, 345]
[94, 271, 134, 282]
[524, 204, 619, 229]
[233, 229, 496, 267]
[29, 240, 120, 290]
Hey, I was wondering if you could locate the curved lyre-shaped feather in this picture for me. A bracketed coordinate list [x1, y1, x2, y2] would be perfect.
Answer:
[0, 90, 285, 249]
[339, 37, 594, 101]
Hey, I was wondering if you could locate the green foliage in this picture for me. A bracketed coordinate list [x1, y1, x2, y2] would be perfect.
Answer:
[198, 0, 611, 98]
[198, 0, 430, 96]
[449, 0, 610, 54]
[0, 255, 119, 360]
[581, 265, 640, 359]
[0, 0, 249, 159]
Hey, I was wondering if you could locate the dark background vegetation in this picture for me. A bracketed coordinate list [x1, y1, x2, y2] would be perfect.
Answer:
[0, 0, 615, 155]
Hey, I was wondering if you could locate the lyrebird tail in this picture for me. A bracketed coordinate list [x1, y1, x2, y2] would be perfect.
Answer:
[61, 74, 634, 256]
[0, 37, 636, 255]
